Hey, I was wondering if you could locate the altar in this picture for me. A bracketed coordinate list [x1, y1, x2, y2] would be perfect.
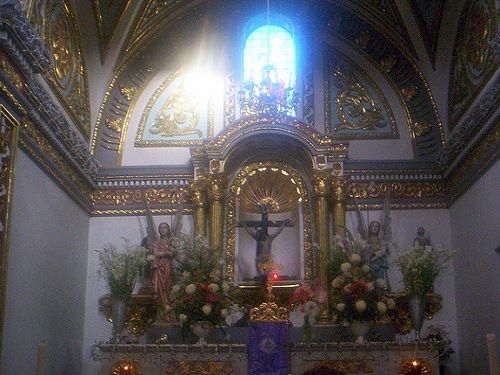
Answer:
[92, 340, 439, 375]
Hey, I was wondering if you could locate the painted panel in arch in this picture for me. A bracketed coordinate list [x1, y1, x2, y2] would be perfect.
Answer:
[135, 72, 209, 147]
[449, 0, 498, 130]
[0, 107, 19, 351]
[325, 52, 398, 139]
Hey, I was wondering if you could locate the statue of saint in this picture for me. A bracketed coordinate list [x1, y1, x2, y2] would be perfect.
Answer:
[144, 195, 183, 309]
[366, 220, 390, 290]
[241, 217, 291, 278]
[148, 222, 176, 306]
[414, 226, 431, 248]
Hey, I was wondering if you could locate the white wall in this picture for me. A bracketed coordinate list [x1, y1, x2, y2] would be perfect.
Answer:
[1, 150, 90, 375]
[450, 160, 500, 375]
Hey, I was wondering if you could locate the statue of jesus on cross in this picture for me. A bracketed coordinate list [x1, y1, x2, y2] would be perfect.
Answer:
[238, 209, 293, 279]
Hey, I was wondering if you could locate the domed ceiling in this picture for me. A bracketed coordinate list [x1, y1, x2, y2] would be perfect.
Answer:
[1, 0, 497, 213]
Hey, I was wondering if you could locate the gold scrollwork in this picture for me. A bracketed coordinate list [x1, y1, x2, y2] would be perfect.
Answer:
[106, 118, 124, 132]
[0, 56, 24, 90]
[401, 86, 419, 102]
[312, 360, 373, 373]
[348, 181, 446, 200]
[380, 55, 397, 73]
[410, 121, 432, 137]
[166, 360, 233, 375]
[120, 85, 136, 101]
[90, 187, 188, 206]
[400, 357, 432, 374]
[150, 79, 201, 138]
[250, 302, 289, 321]
[333, 67, 385, 132]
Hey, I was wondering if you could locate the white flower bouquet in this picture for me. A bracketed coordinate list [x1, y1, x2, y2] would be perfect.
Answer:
[396, 245, 456, 296]
[97, 238, 147, 298]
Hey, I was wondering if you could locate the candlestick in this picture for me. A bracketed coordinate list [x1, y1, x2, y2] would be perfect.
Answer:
[36, 341, 46, 375]
[486, 333, 498, 375]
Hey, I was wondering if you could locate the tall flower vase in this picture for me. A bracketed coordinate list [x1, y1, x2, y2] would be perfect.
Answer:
[350, 320, 370, 344]
[111, 295, 129, 342]
[408, 295, 426, 340]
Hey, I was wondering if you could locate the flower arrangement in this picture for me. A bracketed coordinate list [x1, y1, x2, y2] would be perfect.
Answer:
[168, 236, 231, 327]
[330, 253, 395, 322]
[97, 238, 147, 297]
[396, 245, 456, 296]
[289, 282, 327, 322]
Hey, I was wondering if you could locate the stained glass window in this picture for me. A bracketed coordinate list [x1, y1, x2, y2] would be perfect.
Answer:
[243, 24, 296, 88]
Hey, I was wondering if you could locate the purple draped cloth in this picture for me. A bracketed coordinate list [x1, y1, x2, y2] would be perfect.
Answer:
[248, 321, 288, 375]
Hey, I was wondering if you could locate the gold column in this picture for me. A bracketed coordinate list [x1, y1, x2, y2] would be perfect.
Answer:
[191, 180, 207, 237]
[331, 176, 348, 234]
[313, 171, 330, 323]
[207, 175, 225, 254]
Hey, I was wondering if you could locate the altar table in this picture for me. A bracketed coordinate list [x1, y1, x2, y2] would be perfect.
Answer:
[92, 341, 439, 375]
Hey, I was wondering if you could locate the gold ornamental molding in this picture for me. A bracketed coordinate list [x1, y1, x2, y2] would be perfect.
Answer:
[90, 187, 189, 206]
[166, 360, 233, 375]
[249, 302, 289, 321]
[347, 181, 446, 200]
[205, 116, 349, 158]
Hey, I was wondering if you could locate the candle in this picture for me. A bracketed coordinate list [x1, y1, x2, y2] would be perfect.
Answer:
[486, 333, 498, 375]
[36, 341, 46, 375]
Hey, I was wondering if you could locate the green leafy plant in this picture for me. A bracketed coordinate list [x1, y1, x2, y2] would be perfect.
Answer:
[396, 245, 456, 296]
[97, 238, 147, 298]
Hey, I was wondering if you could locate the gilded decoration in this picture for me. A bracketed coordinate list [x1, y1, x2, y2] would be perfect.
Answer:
[43, 0, 91, 139]
[226, 162, 313, 282]
[0, 108, 19, 352]
[224, 73, 236, 127]
[309, 360, 373, 373]
[347, 181, 446, 200]
[410, 121, 432, 137]
[249, 302, 288, 321]
[401, 86, 419, 103]
[449, 0, 498, 129]
[324, 6, 444, 157]
[166, 360, 233, 375]
[0, 54, 24, 91]
[205, 116, 348, 157]
[386, 293, 443, 335]
[135, 70, 213, 147]
[90, 187, 188, 206]
[110, 359, 142, 375]
[324, 51, 397, 139]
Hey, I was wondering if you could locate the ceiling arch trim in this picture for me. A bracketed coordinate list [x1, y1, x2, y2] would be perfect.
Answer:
[324, 6, 445, 159]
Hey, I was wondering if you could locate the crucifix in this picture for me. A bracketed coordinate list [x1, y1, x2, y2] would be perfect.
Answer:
[237, 209, 293, 278]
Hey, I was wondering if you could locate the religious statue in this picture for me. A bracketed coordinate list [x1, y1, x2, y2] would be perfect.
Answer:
[144, 196, 183, 309]
[239, 209, 292, 278]
[414, 226, 431, 248]
[355, 190, 392, 290]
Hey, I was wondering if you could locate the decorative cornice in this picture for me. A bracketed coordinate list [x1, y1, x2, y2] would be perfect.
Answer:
[0, 1, 51, 74]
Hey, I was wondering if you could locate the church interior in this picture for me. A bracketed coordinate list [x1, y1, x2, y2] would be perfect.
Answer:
[0, 0, 499, 374]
